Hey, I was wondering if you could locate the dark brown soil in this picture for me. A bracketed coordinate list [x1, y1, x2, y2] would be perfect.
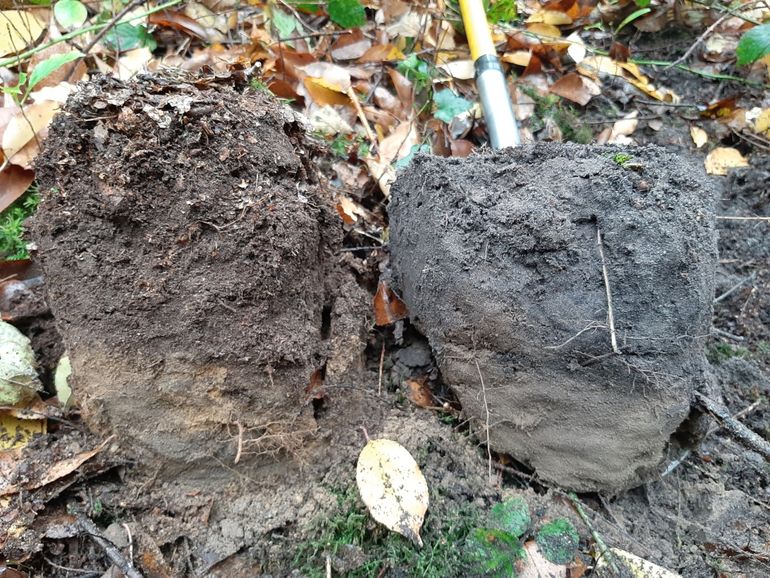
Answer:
[389, 144, 719, 492]
[32, 74, 370, 478]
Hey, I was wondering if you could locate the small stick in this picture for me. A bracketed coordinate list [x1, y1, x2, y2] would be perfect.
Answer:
[234, 421, 244, 464]
[76, 515, 143, 578]
[378, 341, 385, 396]
[347, 87, 377, 150]
[122, 523, 134, 569]
[597, 228, 620, 354]
[714, 272, 756, 304]
[568, 493, 620, 575]
[711, 327, 744, 342]
[694, 392, 770, 460]
[474, 360, 493, 485]
[717, 216, 770, 222]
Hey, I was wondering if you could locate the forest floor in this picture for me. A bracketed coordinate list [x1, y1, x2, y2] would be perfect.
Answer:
[1, 1, 770, 577]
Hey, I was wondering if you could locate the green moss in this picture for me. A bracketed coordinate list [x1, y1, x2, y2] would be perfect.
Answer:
[612, 152, 633, 166]
[708, 342, 749, 364]
[465, 527, 525, 577]
[521, 87, 592, 144]
[535, 518, 579, 565]
[487, 496, 530, 538]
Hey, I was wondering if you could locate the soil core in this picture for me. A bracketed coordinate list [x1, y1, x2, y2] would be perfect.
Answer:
[32, 75, 367, 476]
[389, 144, 719, 492]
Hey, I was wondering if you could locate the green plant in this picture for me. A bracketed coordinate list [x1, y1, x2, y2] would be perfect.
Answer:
[613, 152, 633, 166]
[708, 342, 749, 364]
[0, 186, 39, 260]
[328, 0, 366, 29]
[737, 23, 770, 65]
[522, 87, 592, 144]
[397, 54, 434, 93]
[535, 519, 579, 564]
[293, 485, 481, 577]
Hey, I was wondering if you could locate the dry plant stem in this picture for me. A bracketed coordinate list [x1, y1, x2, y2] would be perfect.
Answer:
[474, 359, 493, 485]
[694, 392, 770, 460]
[378, 341, 385, 396]
[81, 0, 145, 56]
[76, 515, 143, 578]
[234, 421, 244, 464]
[347, 87, 377, 149]
[597, 228, 620, 354]
[568, 492, 620, 575]
[714, 272, 756, 304]
[717, 216, 770, 222]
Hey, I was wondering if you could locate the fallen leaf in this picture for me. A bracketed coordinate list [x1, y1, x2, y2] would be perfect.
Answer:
[0, 10, 45, 57]
[336, 195, 367, 224]
[358, 43, 405, 63]
[517, 541, 567, 578]
[595, 547, 681, 578]
[751, 108, 770, 136]
[609, 111, 638, 143]
[304, 77, 353, 107]
[704, 147, 749, 175]
[700, 96, 738, 119]
[116, 47, 153, 80]
[0, 165, 34, 213]
[549, 72, 600, 106]
[304, 368, 325, 401]
[566, 31, 586, 64]
[356, 438, 429, 547]
[690, 126, 708, 148]
[0, 412, 45, 450]
[373, 281, 408, 326]
[331, 29, 371, 60]
[438, 59, 475, 80]
[502, 50, 533, 67]
[1, 100, 60, 162]
[54, 355, 72, 409]
[405, 377, 434, 408]
[527, 10, 573, 25]
[149, 9, 209, 40]
[577, 56, 678, 102]
[0, 321, 42, 407]
[0, 436, 113, 496]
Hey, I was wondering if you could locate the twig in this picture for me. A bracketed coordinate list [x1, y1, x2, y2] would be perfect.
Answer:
[347, 87, 377, 151]
[77, 515, 143, 578]
[122, 523, 134, 570]
[81, 0, 145, 57]
[43, 557, 102, 576]
[568, 492, 620, 575]
[694, 392, 770, 460]
[714, 272, 756, 304]
[711, 327, 744, 342]
[474, 359, 493, 485]
[234, 421, 244, 464]
[378, 341, 385, 396]
[0, 0, 184, 68]
[717, 216, 770, 222]
[667, 10, 731, 69]
[597, 228, 620, 354]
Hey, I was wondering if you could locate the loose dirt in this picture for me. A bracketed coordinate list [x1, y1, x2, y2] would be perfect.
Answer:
[32, 74, 370, 479]
[389, 144, 719, 492]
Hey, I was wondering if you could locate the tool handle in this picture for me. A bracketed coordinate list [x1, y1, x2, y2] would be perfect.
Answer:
[459, 0, 521, 149]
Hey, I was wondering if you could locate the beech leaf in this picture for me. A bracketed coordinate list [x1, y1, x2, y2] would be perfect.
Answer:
[356, 438, 429, 547]
[737, 24, 770, 66]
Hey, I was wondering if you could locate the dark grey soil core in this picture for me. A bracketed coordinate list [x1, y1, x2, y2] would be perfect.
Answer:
[389, 144, 718, 491]
[32, 75, 367, 475]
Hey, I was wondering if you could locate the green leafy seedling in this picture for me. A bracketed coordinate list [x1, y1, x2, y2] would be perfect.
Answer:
[328, 0, 366, 29]
[614, 7, 651, 35]
[535, 518, 579, 565]
[466, 528, 525, 577]
[613, 152, 633, 166]
[54, 0, 88, 29]
[103, 22, 157, 52]
[486, 0, 517, 23]
[488, 496, 531, 538]
[737, 24, 770, 66]
[397, 54, 433, 92]
[433, 89, 473, 123]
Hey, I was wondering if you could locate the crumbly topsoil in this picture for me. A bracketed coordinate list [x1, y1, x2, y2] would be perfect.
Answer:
[389, 144, 719, 492]
[32, 74, 369, 478]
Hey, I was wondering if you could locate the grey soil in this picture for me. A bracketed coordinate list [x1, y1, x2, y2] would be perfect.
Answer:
[32, 74, 369, 478]
[389, 144, 719, 492]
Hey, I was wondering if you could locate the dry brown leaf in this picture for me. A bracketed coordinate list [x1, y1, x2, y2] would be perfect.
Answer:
[405, 377, 435, 408]
[704, 147, 749, 176]
[0, 10, 45, 57]
[149, 9, 209, 39]
[336, 195, 368, 225]
[1, 100, 60, 163]
[549, 72, 600, 106]
[577, 56, 678, 102]
[331, 29, 371, 60]
[358, 43, 405, 63]
[116, 47, 153, 80]
[0, 436, 113, 496]
[373, 281, 408, 326]
[502, 51, 532, 67]
[690, 126, 708, 148]
[518, 541, 567, 578]
[0, 165, 34, 213]
[303, 77, 353, 107]
[438, 60, 475, 80]
[609, 111, 638, 143]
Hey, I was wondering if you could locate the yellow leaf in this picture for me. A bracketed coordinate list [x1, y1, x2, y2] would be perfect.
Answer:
[596, 548, 681, 578]
[526, 22, 562, 39]
[0, 412, 45, 450]
[356, 438, 429, 547]
[527, 10, 573, 25]
[704, 147, 749, 176]
[690, 126, 708, 148]
[303, 77, 353, 107]
[0, 10, 45, 57]
[752, 108, 770, 136]
[502, 51, 532, 67]
[1, 100, 60, 162]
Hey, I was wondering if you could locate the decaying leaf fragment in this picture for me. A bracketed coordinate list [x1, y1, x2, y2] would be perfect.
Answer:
[356, 438, 429, 547]
[0, 321, 42, 407]
[595, 547, 681, 578]
[704, 147, 749, 176]
[373, 281, 408, 326]
[690, 126, 708, 148]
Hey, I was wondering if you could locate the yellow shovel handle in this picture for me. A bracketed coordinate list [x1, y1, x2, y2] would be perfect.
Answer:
[459, 0, 496, 60]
